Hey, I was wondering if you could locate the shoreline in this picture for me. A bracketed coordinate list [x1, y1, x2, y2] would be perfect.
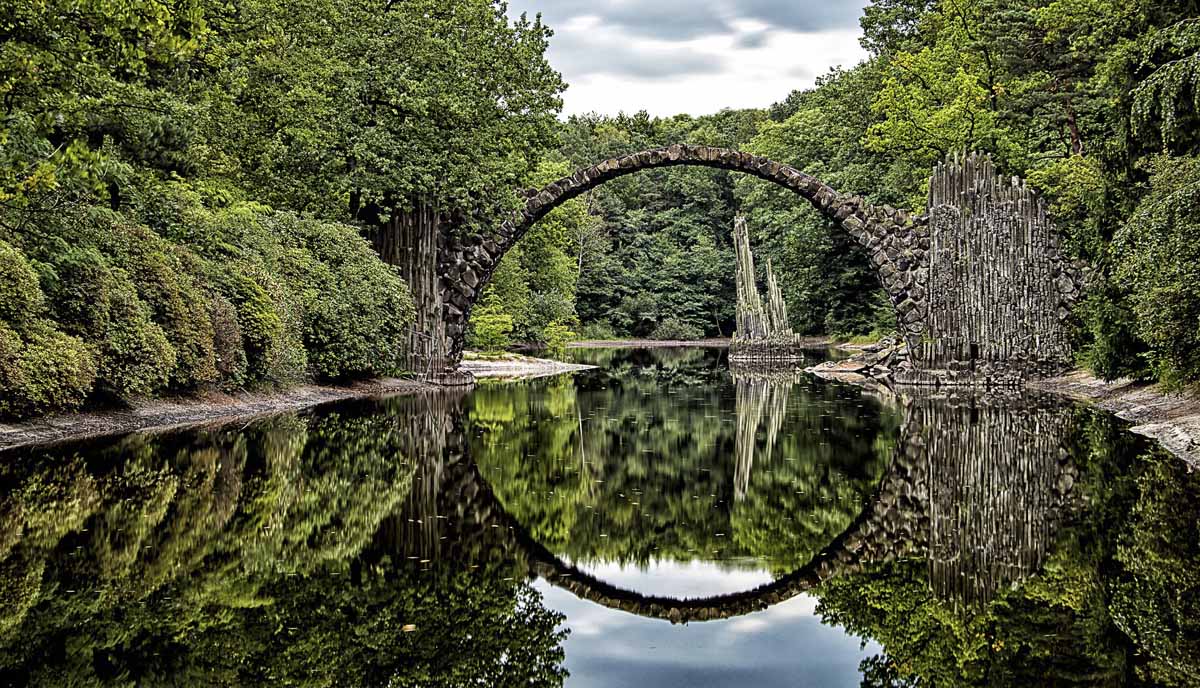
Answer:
[0, 377, 434, 453]
[461, 352, 597, 380]
[568, 336, 835, 349]
[5, 346, 1200, 471]
[1031, 370, 1200, 469]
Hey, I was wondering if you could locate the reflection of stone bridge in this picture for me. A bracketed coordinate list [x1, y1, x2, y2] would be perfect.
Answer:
[376, 387, 1082, 623]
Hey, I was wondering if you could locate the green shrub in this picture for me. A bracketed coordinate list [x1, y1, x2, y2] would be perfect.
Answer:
[541, 321, 576, 360]
[17, 325, 98, 414]
[650, 317, 704, 341]
[0, 322, 97, 418]
[1113, 155, 1200, 385]
[277, 217, 414, 381]
[115, 224, 219, 390]
[469, 303, 514, 354]
[208, 294, 248, 389]
[525, 291, 576, 339]
[0, 324, 27, 417]
[578, 321, 617, 340]
[96, 280, 176, 398]
[216, 267, 291, 385]
[40, 246, 116, 340]
[0, 193, 418, 416]
[0, 241, 45, 332]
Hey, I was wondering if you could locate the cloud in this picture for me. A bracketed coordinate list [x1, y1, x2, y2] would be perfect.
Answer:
[506, 0, 872, 116]
[548, 26, 729, 80]
[511, 0, 866, 39]
[733, 30, 771, 50]
[734, 0, 866, 32]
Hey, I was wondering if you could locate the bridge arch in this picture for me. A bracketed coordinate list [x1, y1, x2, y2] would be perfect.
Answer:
[438, 144, 930, 363]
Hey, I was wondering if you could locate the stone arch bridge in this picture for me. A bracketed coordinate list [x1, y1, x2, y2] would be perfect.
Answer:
[415, 145, 1088, 386]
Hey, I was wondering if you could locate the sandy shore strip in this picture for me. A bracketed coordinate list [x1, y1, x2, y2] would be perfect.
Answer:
[568, 337, 834, 349]
[460, 352, 597, 380]
[0, 378, 434, 453]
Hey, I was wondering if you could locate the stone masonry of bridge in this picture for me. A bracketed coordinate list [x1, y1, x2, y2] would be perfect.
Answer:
[438, 144, 919, 359]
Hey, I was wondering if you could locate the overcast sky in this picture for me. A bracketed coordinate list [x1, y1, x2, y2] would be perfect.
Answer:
[507, 0, 872, 117]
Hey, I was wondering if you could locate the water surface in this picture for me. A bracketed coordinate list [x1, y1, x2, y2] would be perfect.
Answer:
[0, 347, 1197, 686]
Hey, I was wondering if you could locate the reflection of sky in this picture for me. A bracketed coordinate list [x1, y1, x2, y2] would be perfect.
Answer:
[535, 560, 877, 688]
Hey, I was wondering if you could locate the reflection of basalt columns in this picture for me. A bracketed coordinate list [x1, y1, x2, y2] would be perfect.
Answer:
[732, 370, 793, 501]
[374, 386, 516, 564]
[902, 390, 1080, 609]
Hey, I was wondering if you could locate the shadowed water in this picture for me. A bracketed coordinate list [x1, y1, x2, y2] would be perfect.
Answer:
[0, 347, 1196, 686]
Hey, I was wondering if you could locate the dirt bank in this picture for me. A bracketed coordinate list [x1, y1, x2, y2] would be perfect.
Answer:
[0, 378, 433, 453]
[1033, 371, 1200, 469]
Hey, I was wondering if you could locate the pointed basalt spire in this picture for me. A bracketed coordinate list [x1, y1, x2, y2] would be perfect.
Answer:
[733, 216, 768, 341]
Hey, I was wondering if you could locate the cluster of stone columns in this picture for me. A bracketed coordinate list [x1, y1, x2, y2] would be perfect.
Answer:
[730, 215, 809, 361]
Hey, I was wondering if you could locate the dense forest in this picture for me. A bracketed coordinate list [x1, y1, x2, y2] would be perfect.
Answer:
[4, 0, 1200, 420]
[0, 0, 564, 418]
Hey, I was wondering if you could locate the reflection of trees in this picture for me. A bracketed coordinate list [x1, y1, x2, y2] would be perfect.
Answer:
[469, 348, 900, 571]
[0, 394, 567, 687]
[816, 403, 1200, 687]
[1109, 451, 1200, 686]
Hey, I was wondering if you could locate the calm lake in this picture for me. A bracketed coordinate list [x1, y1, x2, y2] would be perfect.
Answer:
[0, 347, 1197, 686]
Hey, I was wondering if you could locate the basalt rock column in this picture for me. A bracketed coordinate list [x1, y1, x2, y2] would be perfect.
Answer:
[368, 202, 470, 384]
[730, 216, 807, 361]
[733, 216, 768, 341]
[764, 258, 791, 336]
[902, 153, 1087, 385]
